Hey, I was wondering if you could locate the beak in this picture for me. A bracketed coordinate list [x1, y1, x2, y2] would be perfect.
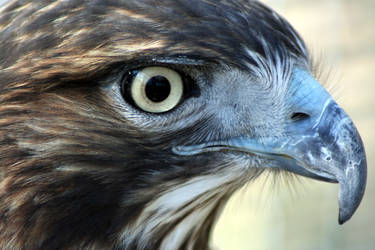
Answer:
[173, 69, 367, 224]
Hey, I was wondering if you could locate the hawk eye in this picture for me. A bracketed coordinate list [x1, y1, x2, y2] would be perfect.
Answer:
[123, 66, 184, 113]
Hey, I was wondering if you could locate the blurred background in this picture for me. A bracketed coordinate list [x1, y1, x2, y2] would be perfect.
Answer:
[213, 0, 375, 249]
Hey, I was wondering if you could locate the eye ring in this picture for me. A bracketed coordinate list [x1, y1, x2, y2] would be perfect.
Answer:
[127, 66, 184, 113]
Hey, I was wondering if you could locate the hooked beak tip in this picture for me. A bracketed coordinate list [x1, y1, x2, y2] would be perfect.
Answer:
[337, 156, 367, 225]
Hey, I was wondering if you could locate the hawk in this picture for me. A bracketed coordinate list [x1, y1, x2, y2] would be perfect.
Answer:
[0, 0, 367, 249]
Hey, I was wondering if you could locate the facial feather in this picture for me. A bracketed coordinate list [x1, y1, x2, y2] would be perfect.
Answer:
[1, 1, 357, 249]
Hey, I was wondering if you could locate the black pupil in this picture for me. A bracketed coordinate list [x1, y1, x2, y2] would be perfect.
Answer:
[145, 75, 171, 102]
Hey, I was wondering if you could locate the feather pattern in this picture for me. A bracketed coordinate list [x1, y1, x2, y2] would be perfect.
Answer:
[0, 0, 311, 249]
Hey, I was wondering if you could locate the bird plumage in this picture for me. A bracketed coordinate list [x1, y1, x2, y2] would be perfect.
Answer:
[0, 0, 366, 249]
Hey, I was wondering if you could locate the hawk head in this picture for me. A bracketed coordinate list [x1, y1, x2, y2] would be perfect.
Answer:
[0, 0, 366, 249]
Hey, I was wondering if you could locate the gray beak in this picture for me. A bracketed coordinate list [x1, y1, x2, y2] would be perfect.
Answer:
[173, 68, 367, 224]
[275, 100, 367, 224]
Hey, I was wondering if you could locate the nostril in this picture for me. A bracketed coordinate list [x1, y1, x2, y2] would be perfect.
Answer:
[290, 112, 310, 122]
